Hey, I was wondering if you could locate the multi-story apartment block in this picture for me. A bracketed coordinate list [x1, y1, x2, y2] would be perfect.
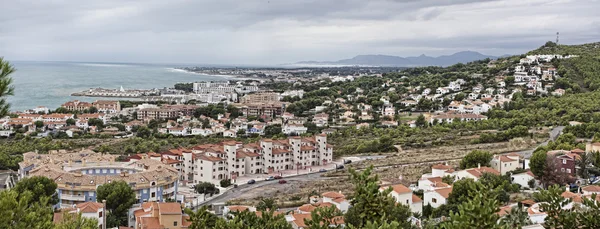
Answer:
[61, 100, 93, 112]
[180, 135, 333, 185]
[237, 103, 287, 118]
[240, 92, 280, 104]
[138, 108, 179, 121]
[19, 150, 179, 208]
[92, 100, 121, 113]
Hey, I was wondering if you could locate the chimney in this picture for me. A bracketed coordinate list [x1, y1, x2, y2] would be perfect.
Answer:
[478, 163, 481, 169]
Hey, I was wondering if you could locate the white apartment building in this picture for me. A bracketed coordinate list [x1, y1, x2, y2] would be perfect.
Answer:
[182, 135, 333, 185]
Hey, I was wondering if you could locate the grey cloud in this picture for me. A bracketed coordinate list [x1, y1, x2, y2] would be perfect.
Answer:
[0, 0, 599, 64]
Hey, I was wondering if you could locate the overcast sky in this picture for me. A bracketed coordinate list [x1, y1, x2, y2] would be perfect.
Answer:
[1, 0, 599, 65]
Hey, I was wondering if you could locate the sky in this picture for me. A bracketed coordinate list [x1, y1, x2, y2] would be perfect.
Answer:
[1, 0, 599, 65]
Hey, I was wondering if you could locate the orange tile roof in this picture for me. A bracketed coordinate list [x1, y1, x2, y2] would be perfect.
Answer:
[498, 155, 517, 162]
[426, 177, 443, 183]
[140, 217, 162, 229]
[273, 148, 291, 155]
[322, 192, 345, 199]
[383, 184, 411, 194]
[434, 187, 453, 198]
[76, 202, 104, 213]
[291, 213, 311, 228]
[412, 194, 422, 203]
[158, 203, 181, 215]
[298, 204, 317, 212]
[197, 155, 225, 162]
[228, 205, 249, 212]
[466, 167, 500, 178]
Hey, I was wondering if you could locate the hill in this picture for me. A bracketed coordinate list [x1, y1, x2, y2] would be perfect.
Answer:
[529, 41, 600, 90]
[296, 51, 497, 67]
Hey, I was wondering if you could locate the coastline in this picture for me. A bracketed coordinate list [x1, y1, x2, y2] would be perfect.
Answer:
[170, 68, 258, 80]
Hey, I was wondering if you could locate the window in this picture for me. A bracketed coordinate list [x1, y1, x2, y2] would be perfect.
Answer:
[562, 159, 567, 164]
[567, 169, 571, 173]
[432, 198, 437, 203]
[151, 192, 155, 198]
[99, 211, 102, 217]
[561, 168, 565, 172]
[174, 221, 178, 226]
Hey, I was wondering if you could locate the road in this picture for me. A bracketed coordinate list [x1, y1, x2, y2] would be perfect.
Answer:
[515, 126, 565, 158]
[199, 172, 330, 207]
[199, 126, 565, 207]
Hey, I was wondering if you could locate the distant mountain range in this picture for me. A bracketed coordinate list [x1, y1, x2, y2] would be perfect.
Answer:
[295, 51, 508, 67]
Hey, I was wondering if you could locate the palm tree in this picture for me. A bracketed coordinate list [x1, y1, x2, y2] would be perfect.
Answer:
[0, 57, 16, 117]
[500, 203, 532, 228]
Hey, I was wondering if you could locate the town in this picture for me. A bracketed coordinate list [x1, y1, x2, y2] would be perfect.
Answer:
[2, 41, 600, 229]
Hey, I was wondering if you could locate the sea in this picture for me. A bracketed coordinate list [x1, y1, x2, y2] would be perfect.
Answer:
[6, 61, 228, 112]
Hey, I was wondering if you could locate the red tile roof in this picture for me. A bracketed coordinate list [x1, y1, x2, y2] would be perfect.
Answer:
[76, 202, 104, 213]
[466, 167, 500, 178]
[434, 187, 453, 198]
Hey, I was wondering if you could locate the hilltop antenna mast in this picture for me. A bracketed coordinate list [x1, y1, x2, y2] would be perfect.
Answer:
[556, 32, 559, 44]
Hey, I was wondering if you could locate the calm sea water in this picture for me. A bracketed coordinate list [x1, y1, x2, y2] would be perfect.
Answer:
[6, 61, 227, 112]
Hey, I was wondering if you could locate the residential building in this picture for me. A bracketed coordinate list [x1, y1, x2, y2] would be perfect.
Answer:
[138, 108, 179, 121]
[61, 100, 92, 112]
[429, 113, 488, 124]
[237, 103, 287, 118]
[53, 202, 106, 229]
[321, 191, 350, 213]
[283, 124, 308, 135]
[241, 92, 280, 104]
[424, 186, 452, 208]
[490, 154, 520, 175]
[133, 202, 190, 229]
[312, 113, 329, 127]
[183, 135, 333, 185]
[511, 171, 536, 188]
[380, 184, 422, 213]
[452, 166, 500, 181]
[19, 150, 179, 208]
[548, 150, 578, 175]
[92, 100, 121, 113]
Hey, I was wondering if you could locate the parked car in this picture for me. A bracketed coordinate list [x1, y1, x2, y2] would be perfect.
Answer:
[278, 180, 287, 184]
[274, 175, 282, 179]
[344, 160, 352, 164]
[319, 169, 327, 173]
[247, 179, 256, 184]
[336, 165, 345, 169]
[266, 176, 275, 181]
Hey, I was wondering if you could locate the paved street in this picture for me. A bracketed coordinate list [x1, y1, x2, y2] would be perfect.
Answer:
[516, 126, 564, 158]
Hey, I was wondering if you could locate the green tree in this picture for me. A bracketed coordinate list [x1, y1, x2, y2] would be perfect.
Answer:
[415, 114, 426, 127]
[194, 182, 219, 195]
[264, 124, 283, 137]
[304, 205, 343, 229]
[55, 212, 99, 229]
[499, 203, 532, 228]
[0, 190, 53, 229]
[529, 150, 547, 181]
[459, 150, 492, 169]
[88, 106, 98, 113]
[96, 181, 136, 227]
[66, 118, 76, 126]
[577, 152, 592, 179]
[0, 58, 16, 117]
[256, 197, 277, 211]
[439, 192, 507, 229]
[34, 120, 44, 128]
[13, 176, 58, 205]
[217, 209, 292, 229]
[220, 179, 232, 188]
[344, 166, 414, 228]
[185, 206, 219, 229]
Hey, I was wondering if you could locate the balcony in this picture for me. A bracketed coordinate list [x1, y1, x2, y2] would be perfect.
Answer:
[61, 194, 86, 201]
[164, 186, 176, 194]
